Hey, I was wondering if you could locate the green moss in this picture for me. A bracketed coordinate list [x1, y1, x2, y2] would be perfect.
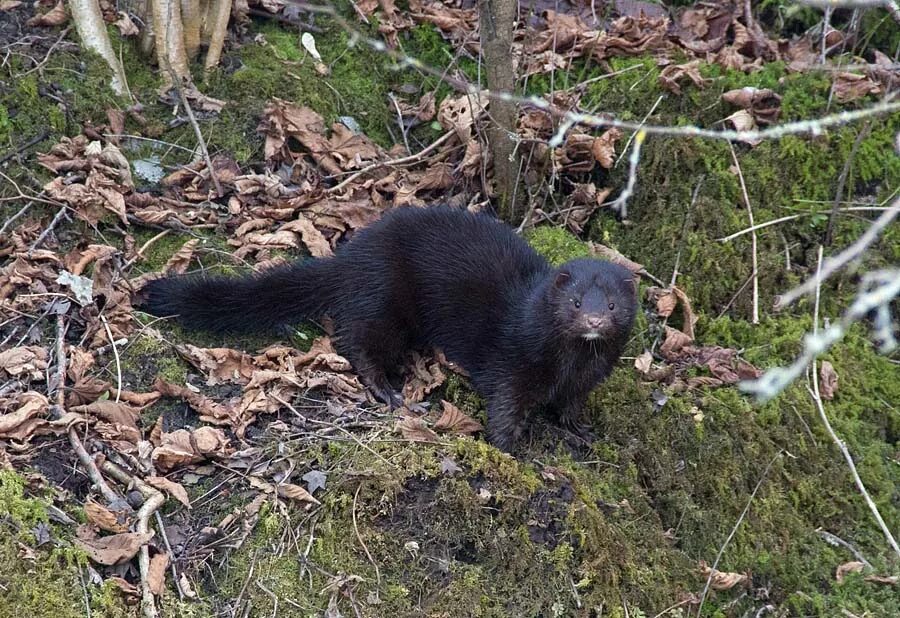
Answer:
[0, 472, 136, 618]
[526, 226, 591, 265]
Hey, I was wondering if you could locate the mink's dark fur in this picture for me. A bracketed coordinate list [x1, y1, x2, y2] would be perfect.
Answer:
[139, 206, 638, 451]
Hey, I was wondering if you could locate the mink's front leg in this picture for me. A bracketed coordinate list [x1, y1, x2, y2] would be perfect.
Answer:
[555, 398, 597, 445]
[485, 386, 529, 453]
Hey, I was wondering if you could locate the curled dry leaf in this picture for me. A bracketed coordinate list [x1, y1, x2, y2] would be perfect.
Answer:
[722, 87, 782, 125]
[698, 561, 749, 590]
[864, 574, 898, 586]
[434, 400, 483, 435]
[591, 128, 623, 169]
[819, 361, 838, 400]
[634, 350, 653, 375]
[833, 73, 882, 103]
[0, 346, 48, 380]
[276, 483, 321, 506]
[162, 239, 199, 275]
[0, 392, 49, 441]
[660, 326, 694, 359]
[146, 476, 192, 508]
[658, 60, 710, 95]
[75, 531, 154, 565]
[148, 551, 170, 596]
[84, 500, 130, 533]
[396, 414, 439, 443]
[26, 0, 67, 26]
[151, 426, 230, 472]
[835, 561, 866, 582]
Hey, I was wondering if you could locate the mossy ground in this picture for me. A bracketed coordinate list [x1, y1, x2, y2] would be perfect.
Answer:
[1, 5, 898, 618]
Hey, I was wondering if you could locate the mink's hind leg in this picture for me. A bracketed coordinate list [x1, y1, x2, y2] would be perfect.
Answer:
[338, 319, 408, 409]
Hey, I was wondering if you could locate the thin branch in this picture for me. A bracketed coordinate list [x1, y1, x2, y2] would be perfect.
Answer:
[696, 451, 782, 618]
[807, 247, 900, 560]
[729, 144, 759, 324]
[165, 67, 223, 198]
[605, 129, 646, 219]
[775, 195, 900, 309]
[825, 121, 872, 245]
[717, 206, 891, 242]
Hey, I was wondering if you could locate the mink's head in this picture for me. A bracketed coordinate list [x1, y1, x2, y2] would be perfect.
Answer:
[548, 259, 637, 342]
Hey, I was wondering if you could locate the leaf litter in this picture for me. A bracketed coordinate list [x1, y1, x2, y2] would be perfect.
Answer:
[1, 0, 887, 605]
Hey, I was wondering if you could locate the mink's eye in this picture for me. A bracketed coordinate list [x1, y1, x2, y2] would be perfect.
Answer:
[608, 302, 615, 310]
[572, 299, 581, 308]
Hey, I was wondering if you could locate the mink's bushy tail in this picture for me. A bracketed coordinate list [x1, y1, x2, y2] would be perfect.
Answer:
[139, 259, 340, 334]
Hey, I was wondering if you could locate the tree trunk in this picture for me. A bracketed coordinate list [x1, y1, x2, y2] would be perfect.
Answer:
[479, 0, 521, 223]
[69, 0, 129, 96]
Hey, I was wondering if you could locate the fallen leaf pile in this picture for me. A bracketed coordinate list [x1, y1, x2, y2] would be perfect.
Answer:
[633, 284, 763, 391]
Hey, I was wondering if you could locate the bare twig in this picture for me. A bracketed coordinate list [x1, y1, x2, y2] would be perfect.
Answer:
[696, 451, 782, 618]
[605, 129, 646, 219]
[816, 529, 873, 568]
[825, 121, 872, 245]
[775, 195, 900, 309]
[728, 144, 759, 324]
[165, 67, 223, 198]
[29, 206, 69, 255]
[326, 129, 456, 193]
[101, 461, 167, 618]
[352, 484, 381, 585]
[807, 247, 900, 559]
[52, 314, 122, 504]
[0, 130, 49, 165]
[717, 206, 892, 242]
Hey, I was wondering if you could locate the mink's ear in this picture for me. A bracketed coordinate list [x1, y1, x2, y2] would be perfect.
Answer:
[624, 276, 638, 297]
[554, 271, 571, 288]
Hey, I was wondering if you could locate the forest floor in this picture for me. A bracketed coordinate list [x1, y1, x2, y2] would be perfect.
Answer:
[1, 1, 899, 617]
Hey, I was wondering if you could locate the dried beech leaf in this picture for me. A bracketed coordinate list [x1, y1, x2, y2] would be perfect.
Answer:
[396, 415, 439, 442]
[75, 531, 154, 565]
[84, 500, 129, 533]
[276, 483, 321, 505]
[819, 361, 838, 400]
[434, 400, 483, 435]
[148, 552, 170, 595]
[146, 476, 192, 508]
[634, 351, 653, 375]
[836, 561, 866, 582]
[699, 561, 748, 590]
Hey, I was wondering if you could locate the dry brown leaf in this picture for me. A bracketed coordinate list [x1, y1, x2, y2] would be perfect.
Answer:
[0, 392, 49, 441]
[836, 561, 866, 582]
[163, 239, 199, 275]
[151, 426, 229, 472]
[396, 414, 439, 443]
[148, 552, 170, 596]
[660, 326, 693, 358]
[401, 351, 446, 404]
[1, 1, 24, 10]
[0, 346, 48, 380]
[634, 351, 653, 375]
[722, 87, 782, 125]
[819, 361, 838, 400]
[27, 0, 67, 26]
[75, 531, 154, 565]
[84, 500, 129, 533]
[699, 561, 749, 590]
[146, 476, 192, 508]
[276, 483, 321, 505]
[591, 128, 623, 169]
[864, 574, 898, 585]
[280, 217, 333, 257]
[659, 60, 710, 95]
[833, 73, 882, 103]
[434, 400, 483, 435]
[114, 11, 140, 36]
[176, 345, 256, 386]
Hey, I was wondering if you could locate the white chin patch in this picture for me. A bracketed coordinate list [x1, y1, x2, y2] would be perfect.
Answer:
[582, 332, 601, 341]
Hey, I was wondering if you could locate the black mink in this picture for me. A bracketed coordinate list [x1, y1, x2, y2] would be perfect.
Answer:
[139, 206, 638, 451]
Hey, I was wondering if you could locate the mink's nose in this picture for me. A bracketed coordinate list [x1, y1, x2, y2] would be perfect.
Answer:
[586, 314, 605, 329]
